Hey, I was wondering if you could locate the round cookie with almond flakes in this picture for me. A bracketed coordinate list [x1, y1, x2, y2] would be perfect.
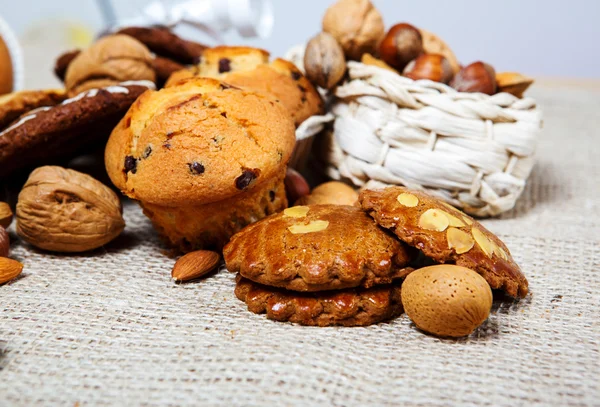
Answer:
[359, 187, 528, 298]
[224, 204, 414, 292]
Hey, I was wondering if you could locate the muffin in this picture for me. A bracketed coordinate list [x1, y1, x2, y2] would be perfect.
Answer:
[165, 46, 324, 127]
[105, 77, 296, 251]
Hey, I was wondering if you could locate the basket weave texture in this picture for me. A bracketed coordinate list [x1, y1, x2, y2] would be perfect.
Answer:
[317, 61, 543, 217]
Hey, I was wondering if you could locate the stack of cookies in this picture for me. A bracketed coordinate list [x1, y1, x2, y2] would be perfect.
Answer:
[224, 204, 415, 327]
[224, 186, 529, 327]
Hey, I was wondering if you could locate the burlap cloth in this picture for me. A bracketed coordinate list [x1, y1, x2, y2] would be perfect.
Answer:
[1, 85, 599, 406]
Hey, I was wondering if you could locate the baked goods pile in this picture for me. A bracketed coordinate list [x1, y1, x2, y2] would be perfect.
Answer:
[1, 5, 531, 338]
[222, 186, 527, 331]
[105, 77, 296, 251]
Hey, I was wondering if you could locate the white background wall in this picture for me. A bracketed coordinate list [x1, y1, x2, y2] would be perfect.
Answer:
[1, 0, 599, 78]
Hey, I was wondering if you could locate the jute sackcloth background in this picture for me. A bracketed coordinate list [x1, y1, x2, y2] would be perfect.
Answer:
[0, 85, 599, 406]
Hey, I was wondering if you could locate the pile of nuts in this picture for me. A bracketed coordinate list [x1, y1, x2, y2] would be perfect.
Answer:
[304, 0, 533, 97]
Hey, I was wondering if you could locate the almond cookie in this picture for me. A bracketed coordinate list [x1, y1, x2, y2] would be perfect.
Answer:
[235, 275, 403, 327]
[224, 205, 414, 292]
[0, 89, 66, 129]
[165, 46, 324, 127]
[359, 187, 528, 298]
[0, 80, 155, 179]
[105, 77, 296, 251]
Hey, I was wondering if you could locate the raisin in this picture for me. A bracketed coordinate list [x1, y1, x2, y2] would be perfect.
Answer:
[269, 190, 275, 202]
[298, 85, 307, 92]
[188, 162, 205, 174]
[143, 146, 152, 159]
[291, 71, 301, 80]
[124, 156, 137, 174]
[163, 142, 171, 149]
[218, 58, 231, 73]
[221, 111, 227, 118]
[235, 169, 259, 190]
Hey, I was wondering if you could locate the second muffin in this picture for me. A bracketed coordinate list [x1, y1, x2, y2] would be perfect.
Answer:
[105, 77, 296, 251]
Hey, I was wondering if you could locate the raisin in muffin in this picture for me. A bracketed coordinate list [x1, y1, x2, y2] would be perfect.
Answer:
[105, 77, 296, 251]
[165, 46, 324, 127]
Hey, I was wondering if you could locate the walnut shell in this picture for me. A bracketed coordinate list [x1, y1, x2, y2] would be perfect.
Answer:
[419, 28, 460, 74]
[16, 166, 125, 252]
[65, 34, 156, 96]
[322, 0, 385, 60]
[304, 32, 347, 89]
[496, 72, 534, 98]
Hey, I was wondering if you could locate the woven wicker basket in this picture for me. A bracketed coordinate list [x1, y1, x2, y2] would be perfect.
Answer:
[288, 47, 543, 217]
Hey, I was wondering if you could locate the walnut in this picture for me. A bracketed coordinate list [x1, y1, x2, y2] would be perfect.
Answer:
[16, 166, 125, 252]
[322, 0, 385, 60]
[304, 32, 346, 89]
[64, 34, 156, 96]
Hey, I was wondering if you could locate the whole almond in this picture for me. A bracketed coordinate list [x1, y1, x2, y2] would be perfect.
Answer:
[0, 257, 23, 285]
[401, 265, 492, 337]
[0, 202, 13, 229]
[172, 250, 221, 282]
[0, 226, 9, 257]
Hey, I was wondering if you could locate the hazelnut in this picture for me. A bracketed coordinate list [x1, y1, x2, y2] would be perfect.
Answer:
[495, 72, 534, 98]
[419, 29, 460, 74]
[304, 32, 347, 89]
[295, 181, 358, 206]
[401, 265, 493, 338]
[322, 0, 385, 60]
[284, 168, 310, 204]
[403, 54, 453, 84]
[450, 61, 497, 95]
[379, 23, 423, 71]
